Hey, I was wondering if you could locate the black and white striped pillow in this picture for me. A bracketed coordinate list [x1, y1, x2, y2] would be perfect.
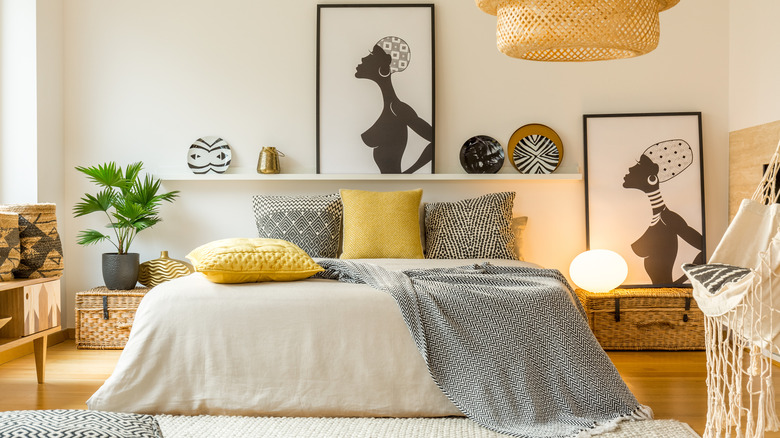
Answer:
[682, 263, 751, 295]
[424, 192, 518, 260]
[252, 194, 342, 258]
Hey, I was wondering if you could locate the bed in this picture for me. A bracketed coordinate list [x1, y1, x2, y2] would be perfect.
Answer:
[87, 190, 649, 437]
[87, 258, 529, 417]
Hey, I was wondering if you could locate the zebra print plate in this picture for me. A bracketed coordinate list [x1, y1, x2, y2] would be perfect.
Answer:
[508, 124, 563, 174]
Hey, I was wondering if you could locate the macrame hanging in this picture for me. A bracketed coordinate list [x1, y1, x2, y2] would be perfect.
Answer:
[474, 0, 680, 62]
[683, 139, 780, 438]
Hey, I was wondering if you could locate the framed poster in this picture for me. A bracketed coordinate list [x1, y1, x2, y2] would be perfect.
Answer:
[584, 112, 706, 288]
[317, 4, 435, 174]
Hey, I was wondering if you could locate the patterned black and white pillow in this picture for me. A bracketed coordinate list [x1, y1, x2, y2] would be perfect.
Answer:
[424, 192, 518, 260]
[252, 194, 343, 258]
[0, 409, 163, 437]
[682, 263, 752, 295]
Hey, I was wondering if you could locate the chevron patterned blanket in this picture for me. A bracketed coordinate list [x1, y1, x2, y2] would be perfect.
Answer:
[0, 410, 163, 437]
[316, 260, 651, 438]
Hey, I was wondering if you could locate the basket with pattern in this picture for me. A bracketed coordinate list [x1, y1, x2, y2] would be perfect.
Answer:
[0, 203, 63, 279]
[75, 286, 150, 349]
[0, 212, 20, 281]
[575, 287, 705, 350]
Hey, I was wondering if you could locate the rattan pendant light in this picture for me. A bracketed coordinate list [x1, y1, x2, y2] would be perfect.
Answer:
[475, 0, 680, 62]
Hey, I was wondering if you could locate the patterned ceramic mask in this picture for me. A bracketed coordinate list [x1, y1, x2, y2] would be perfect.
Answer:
[188, 136, 232, 174]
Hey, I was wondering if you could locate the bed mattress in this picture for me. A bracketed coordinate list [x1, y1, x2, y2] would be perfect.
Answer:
[88, 258, 535, 417]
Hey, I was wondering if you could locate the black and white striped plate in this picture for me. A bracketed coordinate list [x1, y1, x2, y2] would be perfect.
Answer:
[508, 124, 563, 174]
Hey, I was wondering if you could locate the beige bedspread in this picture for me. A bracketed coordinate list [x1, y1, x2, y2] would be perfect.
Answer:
[87, 259, 535, 417]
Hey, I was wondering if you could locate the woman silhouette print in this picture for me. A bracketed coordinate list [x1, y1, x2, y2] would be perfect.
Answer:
[623, 140, 704, 284]
[355, 36, 433, 174]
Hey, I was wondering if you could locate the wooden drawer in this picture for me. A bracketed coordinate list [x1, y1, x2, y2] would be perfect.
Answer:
[0, 279, 60, 337]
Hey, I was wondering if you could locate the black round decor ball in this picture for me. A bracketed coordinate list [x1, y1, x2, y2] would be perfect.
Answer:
[459, 135, 505, 174]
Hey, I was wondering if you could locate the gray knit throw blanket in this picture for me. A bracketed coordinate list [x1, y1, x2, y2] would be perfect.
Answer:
[315, 260, 651, 438]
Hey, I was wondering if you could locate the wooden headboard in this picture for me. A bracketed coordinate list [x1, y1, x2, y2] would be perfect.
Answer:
[728, 120, 780, 220]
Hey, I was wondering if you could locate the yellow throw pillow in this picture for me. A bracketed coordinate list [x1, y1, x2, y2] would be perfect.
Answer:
[186, 238, 324, 284]
[340, 189, 424, 259]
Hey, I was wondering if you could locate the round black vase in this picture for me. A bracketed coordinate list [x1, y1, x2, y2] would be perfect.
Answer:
[102, 253, 140, 290]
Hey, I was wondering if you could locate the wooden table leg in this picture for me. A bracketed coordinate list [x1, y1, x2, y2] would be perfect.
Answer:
[33, 334, 48, 384]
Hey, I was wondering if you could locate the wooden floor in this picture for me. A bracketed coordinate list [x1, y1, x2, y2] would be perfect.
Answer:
[1, 341, 780, 437]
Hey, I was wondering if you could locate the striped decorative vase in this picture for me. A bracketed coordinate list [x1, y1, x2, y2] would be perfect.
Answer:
[137, 251, 194, 288]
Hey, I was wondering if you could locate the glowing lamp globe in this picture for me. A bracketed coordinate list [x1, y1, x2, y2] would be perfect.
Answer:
[569, 250, 628, 293]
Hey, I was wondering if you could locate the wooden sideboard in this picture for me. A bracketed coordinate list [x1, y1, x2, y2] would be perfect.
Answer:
[0, 277, 62, 383]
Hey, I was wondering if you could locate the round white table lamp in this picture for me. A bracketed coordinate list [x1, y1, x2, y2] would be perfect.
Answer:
[569, 249, 628, 293]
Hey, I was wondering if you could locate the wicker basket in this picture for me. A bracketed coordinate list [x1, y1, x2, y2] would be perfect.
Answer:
[75, 286, 150, 349]
[576, 288, 705, 350]
[0, 203, 63, 279]
[0, 212, 20, 281]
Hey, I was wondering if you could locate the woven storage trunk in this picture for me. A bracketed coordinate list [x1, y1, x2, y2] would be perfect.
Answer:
[75, 286, 150, 349]
[575, 288, 704, 350]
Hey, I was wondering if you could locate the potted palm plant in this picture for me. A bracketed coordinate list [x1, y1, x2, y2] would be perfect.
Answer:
[73, 162, 179, 290]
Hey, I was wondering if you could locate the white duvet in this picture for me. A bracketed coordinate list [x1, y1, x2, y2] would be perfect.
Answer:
[87, 258, 535, 417]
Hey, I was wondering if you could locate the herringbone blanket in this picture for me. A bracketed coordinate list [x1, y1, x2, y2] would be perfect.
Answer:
[316, 260, 651, 438]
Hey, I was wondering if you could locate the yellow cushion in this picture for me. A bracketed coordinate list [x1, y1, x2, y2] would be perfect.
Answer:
[186, 238, 324, 284]
[340, 189, 424, 259]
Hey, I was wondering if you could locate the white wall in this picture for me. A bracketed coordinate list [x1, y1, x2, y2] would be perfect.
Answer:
[36, 0, 64, 207]
[0, 0, 37, 204]
[0, 0, 63, 205]
[729, 0, 780, 132]
[60, 0, 730, 328]
[0, 0, 65, 316]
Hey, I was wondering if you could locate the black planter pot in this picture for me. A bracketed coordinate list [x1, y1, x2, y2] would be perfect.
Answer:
[102, 253, 140, 290]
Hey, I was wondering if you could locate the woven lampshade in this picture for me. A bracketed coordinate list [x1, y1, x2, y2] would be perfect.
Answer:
[475, 0, 680, 62]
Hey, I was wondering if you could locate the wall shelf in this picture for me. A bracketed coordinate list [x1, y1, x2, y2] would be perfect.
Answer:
[158, 171, 582, 182]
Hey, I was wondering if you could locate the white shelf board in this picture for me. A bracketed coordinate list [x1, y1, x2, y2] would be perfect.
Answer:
[158, 170, 582, 182]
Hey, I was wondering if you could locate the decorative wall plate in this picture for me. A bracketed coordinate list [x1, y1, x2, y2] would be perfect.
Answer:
[188, 136, 232, 174]
[508, 124, 563, 174]
[459, 135, 505, 174]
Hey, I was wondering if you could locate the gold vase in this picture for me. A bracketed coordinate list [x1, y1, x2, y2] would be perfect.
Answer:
[137, 251, 194, 288]
[257, 147, 284, 174]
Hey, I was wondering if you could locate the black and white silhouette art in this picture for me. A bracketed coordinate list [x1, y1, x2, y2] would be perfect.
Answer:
[354, 36, 433, 174]
[584, 113, 706, 287]
[317, 5, 434, 174]
[622, 140, 704, 284]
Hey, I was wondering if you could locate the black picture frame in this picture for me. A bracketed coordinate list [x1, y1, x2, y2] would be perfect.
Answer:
[316, 4, 435, 174]
[583, 112, 706, 288]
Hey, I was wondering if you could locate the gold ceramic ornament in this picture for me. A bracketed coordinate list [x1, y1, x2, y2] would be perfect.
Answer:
[257, 147, 284, 174]
[137, 251, 194, 288]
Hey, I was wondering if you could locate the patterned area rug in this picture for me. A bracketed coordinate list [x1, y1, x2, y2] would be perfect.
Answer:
[155, 415, 701, 438]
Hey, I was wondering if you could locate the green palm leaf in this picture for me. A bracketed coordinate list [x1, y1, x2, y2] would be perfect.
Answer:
[132, 217, 161, 231]
[73, 189, 115, 217]
[73, 161, 178, 254]
[75, 162, 127, 189]
[76, 229, 114, 247]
